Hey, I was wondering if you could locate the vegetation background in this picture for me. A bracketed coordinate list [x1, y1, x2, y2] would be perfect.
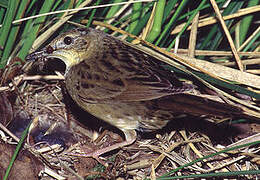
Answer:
[0, 0, 260, 179]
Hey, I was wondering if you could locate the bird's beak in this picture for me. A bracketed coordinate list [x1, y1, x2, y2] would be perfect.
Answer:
[25, 49, 48, 62]
[26, 46, 80, 70]
[25, 45, 54, 62]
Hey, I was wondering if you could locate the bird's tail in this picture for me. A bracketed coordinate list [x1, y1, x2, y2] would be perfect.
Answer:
[157, 93, 260, 120]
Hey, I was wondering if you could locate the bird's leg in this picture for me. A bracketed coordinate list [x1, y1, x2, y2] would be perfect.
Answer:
[69, 130, 137, 165]
[88, 129, 136, 157]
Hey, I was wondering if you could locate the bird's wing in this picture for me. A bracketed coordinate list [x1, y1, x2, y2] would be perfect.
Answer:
[111, 66, 193, 101]
[68, 42, 193, 103]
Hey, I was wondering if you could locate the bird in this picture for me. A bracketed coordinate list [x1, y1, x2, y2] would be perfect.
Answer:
[26, 27, 248, 159]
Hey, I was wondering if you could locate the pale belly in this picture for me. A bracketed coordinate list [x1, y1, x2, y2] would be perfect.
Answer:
[77, 101, 171, 132]
[82, 102, 146, 131]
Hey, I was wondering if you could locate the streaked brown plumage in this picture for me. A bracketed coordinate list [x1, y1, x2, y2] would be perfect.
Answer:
[27, 28, 245, 158]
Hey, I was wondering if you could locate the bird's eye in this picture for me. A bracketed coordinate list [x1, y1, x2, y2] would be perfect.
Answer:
[64, 36, 73, 45]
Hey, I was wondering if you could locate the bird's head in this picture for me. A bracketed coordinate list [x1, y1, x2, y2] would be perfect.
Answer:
[26, 28, 103, 72]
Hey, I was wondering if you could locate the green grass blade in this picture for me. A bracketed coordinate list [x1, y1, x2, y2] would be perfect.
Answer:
[17, 1, 55, 60]
[52, 0, 63, 11]
[155, 0, 189, 47]
[241, 30, 260, 52]
[126, 2, 154, 41]
[162, 0, 178, 22]
[208, 1, 244, 50]
[0, 8, 6, 28]
[128, 1, 142, 34]
[239, 0, 260, 45]
[198, 1, 244, 60]
[3, 119, 33, 180]
[145, 0, 166, 43]
[177, 0, 226, 21]
[167, 0, 207, 51]
[86, 0, 102, 28]
[0, 0, 8, 8]
[0, 0, 20, 68]
[104, 0, 124, 21]
[1, 0, 29, 65]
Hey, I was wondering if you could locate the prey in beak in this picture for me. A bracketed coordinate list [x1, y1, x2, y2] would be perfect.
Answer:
[26, 45, 54, 62]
